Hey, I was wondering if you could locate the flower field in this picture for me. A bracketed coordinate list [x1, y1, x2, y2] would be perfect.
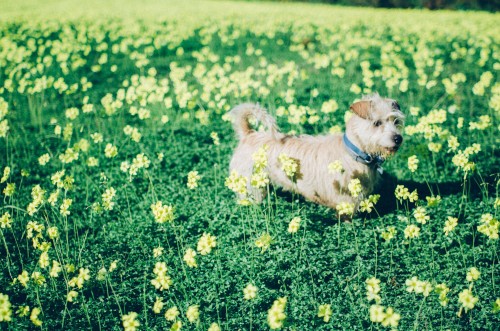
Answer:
[0, 0, 499, 330]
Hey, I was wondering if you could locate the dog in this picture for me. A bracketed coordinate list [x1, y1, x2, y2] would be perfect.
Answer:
[228, 93, 404, 212]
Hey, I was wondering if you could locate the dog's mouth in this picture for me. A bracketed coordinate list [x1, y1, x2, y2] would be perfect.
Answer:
[387, 146, 399, 153]
[383, 146, 400, 155]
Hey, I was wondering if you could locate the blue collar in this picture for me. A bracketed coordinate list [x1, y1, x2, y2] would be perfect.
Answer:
[342, 134, 385, 174]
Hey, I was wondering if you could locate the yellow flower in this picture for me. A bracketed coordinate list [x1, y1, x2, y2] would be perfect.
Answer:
[421, 281, 433, 297]
[16, 305, 29, 317]
[122, 312, 140, 331]
[170, 320, 182, 331]
[381, 226, 397, 242]
[328, 160, 344, 174]
[50, 260, 61, 278]
[404, 224, 420, 239]
[225, 170, 248, 196]
[469, 115, 491, 130]
[350, 84, 362, 94]
[153, 247, 164, 258]
[109, 260, 118, 272]
[458, 289, 478, 311]
[477, 213, 499, 240]
[91, 132, 103, 143]
[243, 283, 258, 300]
[165, 306, 179, 321]
[444, 216, 458, 236]
[336, 202, 354, 216]
[359, 199, 374, 213]
[0, 119, 9, 138]
[123, 125, 142, 142]
[321, 99, 339, 114]
[153, 262, 167, 275]
[250, 171, 269, 189]
[408, 155, 419, 172]
[405, 276, 419, 293]
[60, 198, 72, 216]
[47, 226, 59, 239]
[381, 307, 400, 328]
[187, 171, 201, 189]
[183, 248, 197, 268]
[102, 187, 116, 211]
[197, 233, 217, 255]
[3, 183, 15, 197]
[210, 132, 220, 146]
[208, 322, 221, 331]
[369, 304, 385, 323]
[413, 206, 430, 224]
[151, 274, 172, 291]
[466, 267, 480, 282]
[38, 153, 51, 166]
[186, 305, 199, 323]
[39, 251, 49, 269]
[66, 264, 76, 273]
[365, 277, 381, 303]
[30, 307, 42, 326]
[278, 153, 298, 178]
[409, 106, 420, 116]
[59, 147, 79, 163]
[0, 293, 12, 322]
[54, 125, 62, 136]
[348, 178, 362, 198]
[97, 268, 107, 281]
[17, 271, 29, 287]
[0, 212, 12, 229]
[317, 304, 332, 322]
[426, 195, 441, 207]
[237, 198, 252, 206]
[68, 268, 90, 289]
[255, 232, 272, 252]
[435, 284, 450, 306]
[252, 145, 269, 171]
[394, 185, 409, 202]
[287, 217, 301, 234]
[267, 297, 287, 329]
[151, 262, 172, 291]
[447, 135, 460, 152]
[65, 107, 79, 120]
[493, 298, 500, 313]
[67, 290, 78, 302]
[428, 142, 442, 153]
[329, 125, 342, 133]
[151, 201, 175, 223]
[104, 143, 118, 158]
[153, 297, 164, 314]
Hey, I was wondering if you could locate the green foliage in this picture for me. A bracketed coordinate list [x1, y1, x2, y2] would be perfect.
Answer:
[253, 0, 500, 11]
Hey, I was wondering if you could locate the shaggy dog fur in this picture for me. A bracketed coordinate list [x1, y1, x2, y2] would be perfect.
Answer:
[229, 94, 405, 210]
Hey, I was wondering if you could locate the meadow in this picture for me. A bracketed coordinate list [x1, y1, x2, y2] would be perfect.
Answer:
[0, 0, 499, 330]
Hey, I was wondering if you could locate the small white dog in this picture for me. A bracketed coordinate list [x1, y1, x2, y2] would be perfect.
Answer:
[228, 94, 404, 211]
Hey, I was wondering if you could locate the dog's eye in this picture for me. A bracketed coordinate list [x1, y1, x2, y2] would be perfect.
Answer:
[394, 118, 403, 127]
[374, 120, 382, 127]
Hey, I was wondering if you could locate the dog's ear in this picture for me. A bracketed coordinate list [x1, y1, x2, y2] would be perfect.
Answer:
[349, 101, 371, 119]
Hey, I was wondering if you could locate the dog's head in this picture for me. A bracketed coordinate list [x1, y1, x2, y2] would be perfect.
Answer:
[347, 93, 405, 157]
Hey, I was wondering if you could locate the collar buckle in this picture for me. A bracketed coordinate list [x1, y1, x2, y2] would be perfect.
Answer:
[343, 134, 385, 173]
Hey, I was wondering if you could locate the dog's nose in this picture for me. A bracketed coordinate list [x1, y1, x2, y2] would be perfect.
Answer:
[393, 135, 403, 145]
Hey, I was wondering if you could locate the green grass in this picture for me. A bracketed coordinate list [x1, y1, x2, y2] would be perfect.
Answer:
[0, 0, 499, 330]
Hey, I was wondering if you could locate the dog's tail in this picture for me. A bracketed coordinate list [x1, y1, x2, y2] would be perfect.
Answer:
[229, 103, 279, 140]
